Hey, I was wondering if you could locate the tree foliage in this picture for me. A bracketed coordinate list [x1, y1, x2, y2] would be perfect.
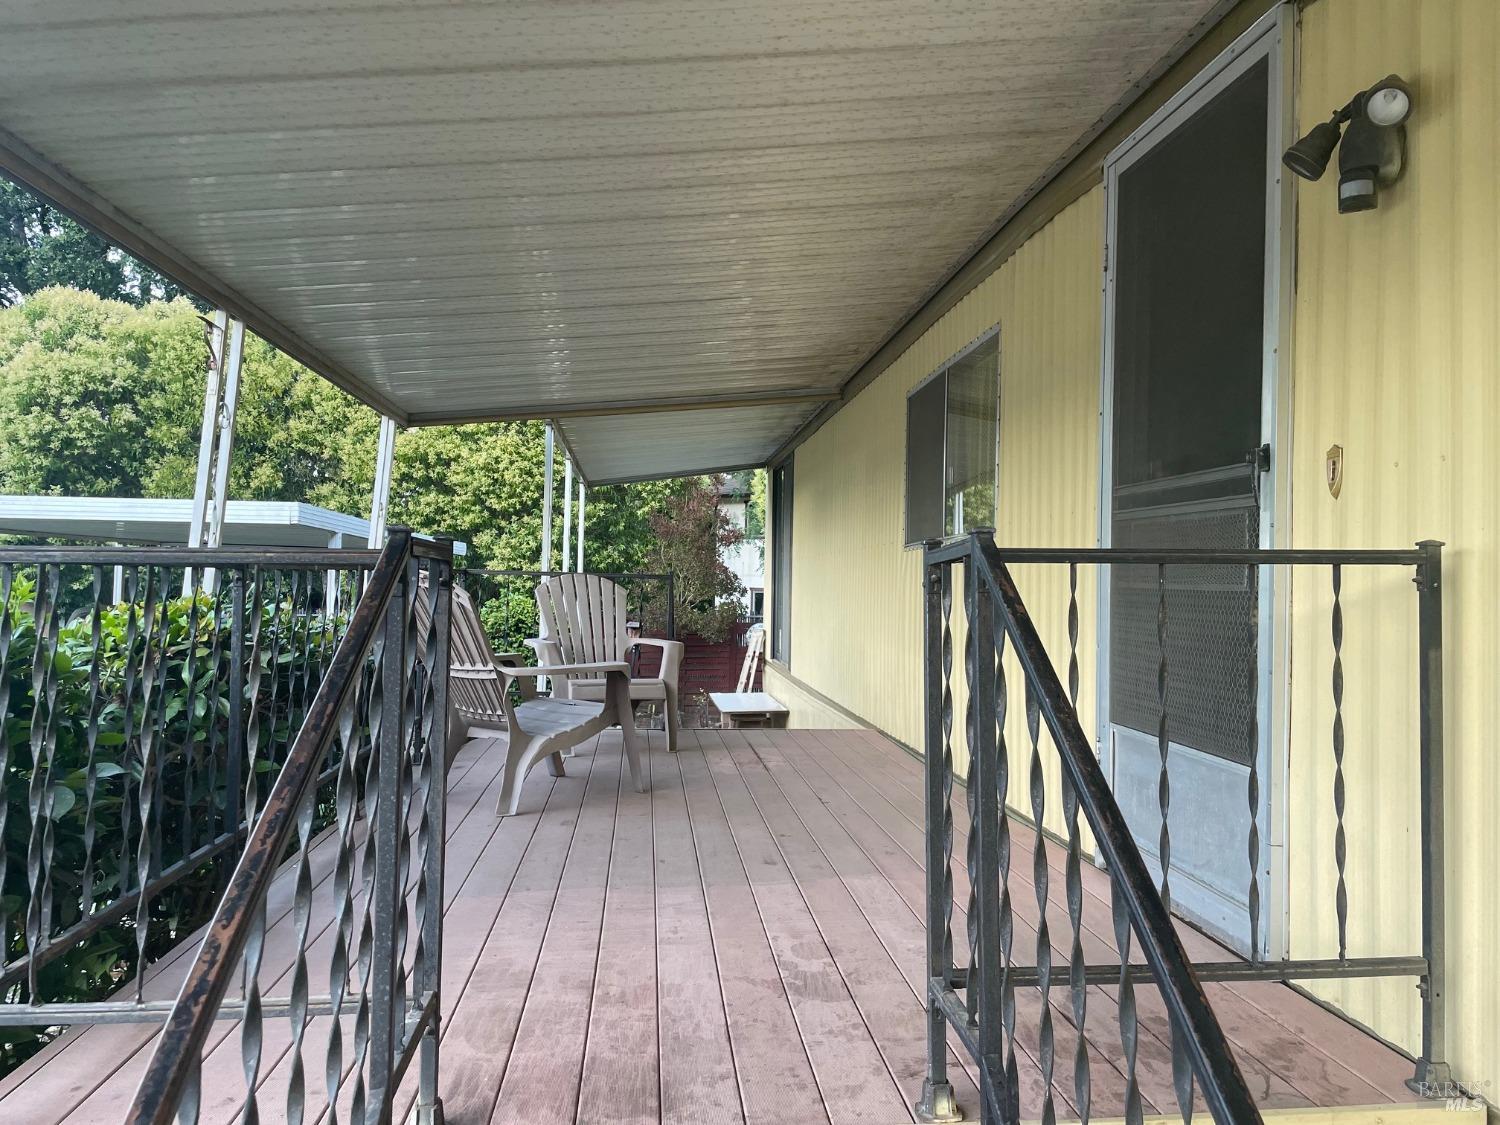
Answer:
[0, 287, 694, 574]
[647, 475, 745, 642]
[0, 181, 190, 308]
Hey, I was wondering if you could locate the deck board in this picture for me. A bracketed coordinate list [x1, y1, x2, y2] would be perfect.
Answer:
[699, 734, 911, 1124]
[0, 727, 1423, 1125]
[672, 740, 810, 1125]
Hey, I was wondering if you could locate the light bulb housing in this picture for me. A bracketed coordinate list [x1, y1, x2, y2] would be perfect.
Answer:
[1284, 74, 1413, 214]
[1365, 74, 1413, 126]
[1283, 118, 1343, 181]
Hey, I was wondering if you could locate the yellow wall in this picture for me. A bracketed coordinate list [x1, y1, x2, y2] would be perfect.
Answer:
[784, 187, 1103, 827]
[762, 662, 864, 730]
[773, 0, 1498, 1096]
[1288, 0, 1500, 1084]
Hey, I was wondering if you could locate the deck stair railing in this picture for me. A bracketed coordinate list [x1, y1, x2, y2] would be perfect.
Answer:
[918, 531, 1448, 1124]
[110, 528, 453, 1124]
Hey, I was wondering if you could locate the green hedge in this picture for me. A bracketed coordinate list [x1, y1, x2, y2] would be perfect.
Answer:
[1, 571, 340, 1074]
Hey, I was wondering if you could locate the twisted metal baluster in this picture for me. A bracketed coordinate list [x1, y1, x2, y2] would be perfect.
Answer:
[1111, 878, 1143, 1125]
[181, 580, 203, 856]
[939, 568, 956, 996]
[1028, 676, 1056, 1125]
[285, 765, 318, 1124]
[239, 891, 268, 1125]
[0, 566, 14, 961]
[238, 570, 269, 1124]
[409, 567, 439, 1012]
[1063, 565, 1090, 1122]
[350, 632, 390, 1123]
[391, 559, 419, 1037]
[965, 599, 983, 1031]
[24, 563, 63, 1000]
[993, 621, 1019, 1116]
[241, 569, 268, 865]
[1157, 566, 1195, 1119]
[263, 571, 288, 770]
[134, 567, 169, 1004]
[325, 681, 364, 1124]
[118, 568, 141, 913]
[1332, 564, 1348, 961]
[81, 567, 107, 925]
[203, 582, 228, 847]
[936, 573, 960, 996]
[1245, 562, 1262, 962]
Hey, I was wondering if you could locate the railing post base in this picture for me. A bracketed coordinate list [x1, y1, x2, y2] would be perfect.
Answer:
[410, 1097, 446, 1125]
[914, 1079, 964, 1123]
[1407, 1058, 1455, 1099]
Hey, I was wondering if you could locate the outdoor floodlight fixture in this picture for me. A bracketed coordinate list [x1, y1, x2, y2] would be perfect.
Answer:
[1282, 74, 1413, 213]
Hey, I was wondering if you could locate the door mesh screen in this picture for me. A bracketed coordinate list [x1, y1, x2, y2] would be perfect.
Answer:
[1109, 502, 1259, 765]
[1106, 56, 1269, 768]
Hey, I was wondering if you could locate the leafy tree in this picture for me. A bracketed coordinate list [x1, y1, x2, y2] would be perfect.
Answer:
[0, 288, 374, 505]
[390, 422, 686, 571]
[646, 475, 745, 642]
[0, 288, 695, 575]
[747, 468, 767, 538]
[1, 180, 190, 308]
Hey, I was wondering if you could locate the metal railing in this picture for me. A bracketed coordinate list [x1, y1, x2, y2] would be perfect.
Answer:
[459, 567, 675, 653]
[920, 532, 1260, 1124]
[117, 529, 452, 1124]
[0, 545, 375, 1051]
[919, 532, 1448, 1123]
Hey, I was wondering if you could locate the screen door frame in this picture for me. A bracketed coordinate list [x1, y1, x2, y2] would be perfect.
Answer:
[1095, 3, 1296, 960]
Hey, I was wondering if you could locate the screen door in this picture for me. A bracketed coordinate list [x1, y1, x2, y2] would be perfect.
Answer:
[1102, 41, 1279, 954]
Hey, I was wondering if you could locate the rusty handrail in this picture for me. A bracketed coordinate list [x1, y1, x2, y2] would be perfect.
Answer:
[123, 531, 415, 1125]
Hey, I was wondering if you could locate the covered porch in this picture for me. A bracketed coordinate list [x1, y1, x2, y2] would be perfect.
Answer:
[0, 727, 1432, 1124]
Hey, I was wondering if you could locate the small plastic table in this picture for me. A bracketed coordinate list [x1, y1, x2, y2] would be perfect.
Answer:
[708, 691, 790, 729]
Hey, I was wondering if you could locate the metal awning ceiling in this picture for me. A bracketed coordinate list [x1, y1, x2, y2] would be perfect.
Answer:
[0, 0, 1222, 483]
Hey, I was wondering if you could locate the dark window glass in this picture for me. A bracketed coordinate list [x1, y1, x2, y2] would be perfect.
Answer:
[905, 375, 946, 545]
[945, 335, 999, 535]
[770, 460, 793, 662]
[905, 332, 999, 545]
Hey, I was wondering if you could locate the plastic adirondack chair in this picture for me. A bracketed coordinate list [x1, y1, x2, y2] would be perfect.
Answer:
[422, 579, 644, 815]
[532, 573, 685, 751]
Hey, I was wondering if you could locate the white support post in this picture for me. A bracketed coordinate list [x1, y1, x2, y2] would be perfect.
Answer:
[576, 480, 587, 573]
[206, 318, 245, 551]
[185, 312, 245, 595]
[111, 543, 125, 604]
[325, 531, 344, 615]
[540, 424, 556, 573]
[561, 456, 574, 574]
[368, 415, 398, 547]
[186, 310, 227, 553]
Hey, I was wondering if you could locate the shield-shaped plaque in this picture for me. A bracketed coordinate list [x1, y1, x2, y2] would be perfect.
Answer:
[1326, 444, 1344, 498]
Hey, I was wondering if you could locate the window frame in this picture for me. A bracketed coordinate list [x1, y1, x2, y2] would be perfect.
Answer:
[769, 458, 793, 663]
[903, 325, 1001, 548]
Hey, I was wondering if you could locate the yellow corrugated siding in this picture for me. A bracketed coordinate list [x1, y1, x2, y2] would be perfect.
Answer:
[774, 0, 1498, 1095]
[762, 664, 865, 730]
[1289, 0, 1500, 1082]
[786, 188, 1104, 834]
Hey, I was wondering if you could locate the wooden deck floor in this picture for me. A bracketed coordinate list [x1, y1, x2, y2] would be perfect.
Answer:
[0, 727, 1421, 1124]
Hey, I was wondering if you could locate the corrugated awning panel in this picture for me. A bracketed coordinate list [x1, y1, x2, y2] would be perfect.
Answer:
[558, 402, 823, 485]
[0, 0, 1223, 476]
